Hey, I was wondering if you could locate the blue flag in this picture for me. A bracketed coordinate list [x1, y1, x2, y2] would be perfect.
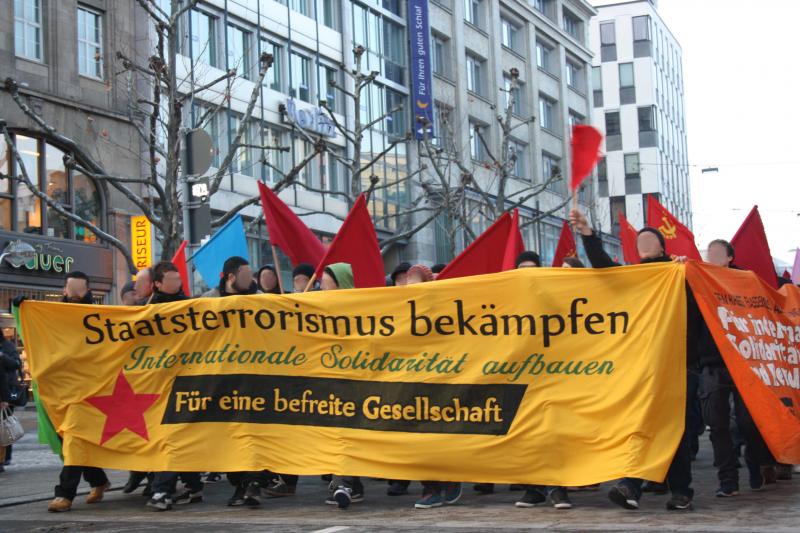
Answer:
[192, 214, 250, 288]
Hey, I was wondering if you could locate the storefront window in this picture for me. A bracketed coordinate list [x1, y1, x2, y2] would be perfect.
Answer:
[73, 172, 100, 242]
[14, 135, 42, 234]
[45, 145, 69, 239]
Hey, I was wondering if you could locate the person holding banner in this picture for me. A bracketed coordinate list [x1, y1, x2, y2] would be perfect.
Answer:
[47, 272, 111, 513]
[568, 208, 696, 511]
[698, 239, 776, 497]
[145, 262, 205, 511]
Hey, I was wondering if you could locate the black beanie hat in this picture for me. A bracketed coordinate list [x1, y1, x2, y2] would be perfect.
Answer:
[292, 263, 315, 278]
[390, 261, 412, 281]
[515, 251, 541, 268]
[637, 226, 666, 251]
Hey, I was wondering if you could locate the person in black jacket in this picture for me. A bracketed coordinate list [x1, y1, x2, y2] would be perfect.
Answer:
[48, 272, 111, 512]
[256, 264, 283, 295]
[569, 208, 696, 512]
[0, 330, 22, 471]
[699, 240, 775, 496]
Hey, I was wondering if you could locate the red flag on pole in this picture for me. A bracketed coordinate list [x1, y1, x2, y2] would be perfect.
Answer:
[501, 209, 525, 270]
[730, 206, 778, 289]
[314, 194, 385, 288]
[618, 212, 641, 265]
[258, 181, 326, 267]
[170, 240, 191, 296]
[570, 125, 603, 191]
[552, 220, 577, 267]
[646, 195, 702, 261]
[437, 211, 522, 280]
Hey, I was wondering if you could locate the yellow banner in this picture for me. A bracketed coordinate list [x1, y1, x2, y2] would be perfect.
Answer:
[21, 263, 687, 486]
[130, 215, 152, 272]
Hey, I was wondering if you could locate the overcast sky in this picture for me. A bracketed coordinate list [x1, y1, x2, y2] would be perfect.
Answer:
[596, 0, 800, 265]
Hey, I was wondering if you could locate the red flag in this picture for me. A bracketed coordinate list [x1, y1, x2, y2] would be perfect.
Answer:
[618, 212, 641, 265]
[552, 220, 577, 267]
[258, 181, 325, 267]
[170, 240, 191, 296]
[730, 206, 778, 289]
[570, 125, 603, 191]
[314, 195, 385, 288]
[438, 211, 522, 280]
[501, 209, 525, 270]
[646, 195, 702, 261]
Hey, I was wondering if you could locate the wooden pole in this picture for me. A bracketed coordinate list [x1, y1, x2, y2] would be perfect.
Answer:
[303, 272, 317, 293]
[270, 244, 285, 294]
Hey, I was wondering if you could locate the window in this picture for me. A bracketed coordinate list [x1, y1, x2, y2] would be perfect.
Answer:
[319, 64, 338, 112]
[599, 21, 616, 62]
[592, 66, 603, 107]
[77, 6, 103, 79]
[466, 53, 485, 96]
[619, 62, 635, 104]
[542, 152, 562, 191]
[508, 140, 526, 179]
[351, 5, 406, 84]
[532, 0, 553, 19]
[432, 34, 451, 78]
[189, 10, 217, 68]
[3, 134, 102, 241]
[566, 60, 583, 93]
[227, 25, 251, 79]
[568, 111, 584, 132]
[290, 52, 311, 102]
[291, 0, 310, 16]
[432, 102, 453, 148]
[385, 88, 406, 138]
[536, 40, 553, 74]
[501, 18, 520, 52]
[15, 0, 42, 61]
[624, 153, 641, 194]
[263, 40, 282, 91]
[632, 15, 652, 57]
[605, 111, 621, 151]
[562, 9, 581, 42]
[464, 0, 483, 28]
[503, 75, 523, 116]
[469, 122, 487, 161]
[597, 157, 608, 197]
[538, 95, 556, 132]
[610, 196, 626, 236]
[263, 128, 285, 182]
[638, 105, 657, 147]
[321, 0, 338, 29]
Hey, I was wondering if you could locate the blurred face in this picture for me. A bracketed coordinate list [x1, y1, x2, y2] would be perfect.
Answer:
[517, 261, 538, 269]
[260, 269, 278, 291]
[320, 271, 339, 291]
[293, 274, 310, 292]
[134, 270, 153, 299]
[394, 272, 409, 286]
[121, 291, 138, 306]
[637, 232, 664, 259]
[707, 243, 733, 267]
[155, 270, 183, 295]
[226, 265, 253, 294]
[64, 277, 89, 302]
[561, 262, 573, 268]
[407, 272, 426, 285]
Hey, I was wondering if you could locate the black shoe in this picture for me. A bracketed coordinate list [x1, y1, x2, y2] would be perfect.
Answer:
[642, 481, 668, 494]
[666, 494, 693, 511]
[509, 484, 525, 491]
[763, 465, 777, 485]
[142, 483, 153, 498]
[321, 474, 332, 482]
[473, 483, 494, 494]
[173, 489, 203, 505]
[123, 471, 148, 494]
[608, 484, 639, 510]
[204, 472, 223, 484]
[549, 488, 572, 509]
[716, 480, 739, 497]
[244, 482, 262, 506]
[749, 465, 765, 491]
[333, 486, 352, 509]
[146, 492, 173, 511]
[387, 481, 409, 496]
[515, 488, 546, 508]
[227, 484, 247, 507]
[264, 477, 296, 498]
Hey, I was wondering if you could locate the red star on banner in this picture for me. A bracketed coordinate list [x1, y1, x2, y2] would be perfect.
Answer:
[85, 372, 160, 445]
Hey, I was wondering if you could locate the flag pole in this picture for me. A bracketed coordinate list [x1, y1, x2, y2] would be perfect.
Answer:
[270, 244, 285, 294]
[303, 272, 317, 292]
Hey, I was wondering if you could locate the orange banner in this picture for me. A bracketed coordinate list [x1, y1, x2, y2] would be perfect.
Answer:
[686, 262, 800, 463]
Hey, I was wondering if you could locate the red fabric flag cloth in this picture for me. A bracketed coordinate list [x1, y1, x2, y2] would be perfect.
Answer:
[313, 194, 386, 288]
[618, 212, 641, 265]
[646, 195, 702, 261]
[438, 211, 522, 280]
[258, 181, 326, 267]
[501, 209, 525, 270]
[570, 125, 603, 191]
[730, 206, 778, 289]
[170, 240, 191, 296]
[552, 220, 578, 267]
